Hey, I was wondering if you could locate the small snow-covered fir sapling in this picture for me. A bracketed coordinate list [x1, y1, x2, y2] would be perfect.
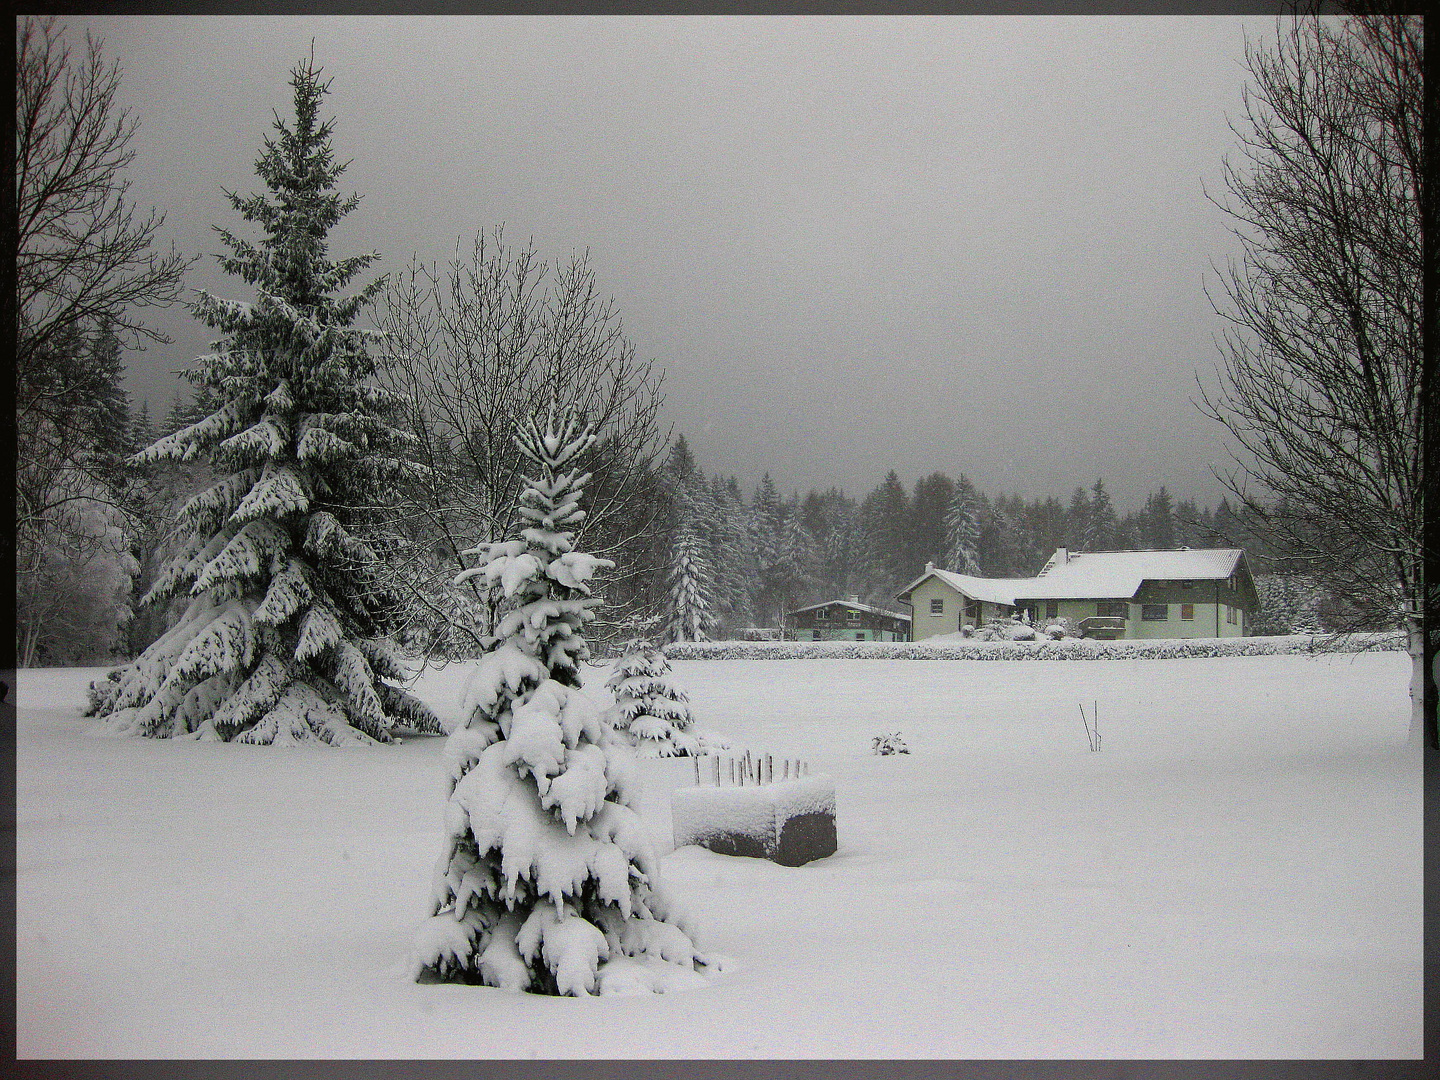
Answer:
[411, 407, 709, 996]
[606, 641, 700, 757]
[83, 57, 437, 744]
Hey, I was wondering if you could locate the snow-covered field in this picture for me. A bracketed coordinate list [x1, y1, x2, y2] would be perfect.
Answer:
[14, 651, 1421, 1058]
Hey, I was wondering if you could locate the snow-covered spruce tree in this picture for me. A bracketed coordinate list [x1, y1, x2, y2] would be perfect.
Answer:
[1253, 573, 1326, 635]
[943, 478, 982, 576]
[607, 640, 699, 757]
[664, 517, 715, 644]
[703, 475, 756, 635]
[412, 407, 706, 995]
[85, 58, 437, 744]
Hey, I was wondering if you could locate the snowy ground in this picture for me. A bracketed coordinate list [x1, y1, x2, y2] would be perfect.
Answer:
[14, 651, 1421, 1058]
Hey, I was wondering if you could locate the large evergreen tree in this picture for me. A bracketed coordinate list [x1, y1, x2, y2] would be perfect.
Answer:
[768, 496, 815, 618]
[802, 487, 868, 603]
[1142, 487, 1176, 549]
[861, 470, 911, 593]
[942, 475, 983, 575]
[412, 407, 705, 995]
[705, 476, 756, 635]
[86, 57, 436, 743]
[665, 518, 715, 643]
[657, 436, 715, 643]
[748, 474, 789, 625]
[1082, 479, 1116, 551]
[909, 472, 955, 572]
[1064, 486, 1091, 550]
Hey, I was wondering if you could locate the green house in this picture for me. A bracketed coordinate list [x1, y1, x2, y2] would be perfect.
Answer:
[785, 598, 912, 642]
[897, 548, 1258, 642]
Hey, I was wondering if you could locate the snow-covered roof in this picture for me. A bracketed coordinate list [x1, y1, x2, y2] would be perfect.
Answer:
[1017, 548, 1247, 600]
[787, 599, 911, 622]
[896, 549, 1248, 605]
[897, 569, 1036, 608]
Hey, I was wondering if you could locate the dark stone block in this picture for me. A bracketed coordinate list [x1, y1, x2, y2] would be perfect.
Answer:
[774, 810, 838, 866]
[671, 776, 838, 867]
[693, 830, 772, 861]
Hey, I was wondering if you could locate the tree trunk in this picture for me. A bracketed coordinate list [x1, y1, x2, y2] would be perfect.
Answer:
[21, 621, 40, 670]
[1408, 619, 1425, 747]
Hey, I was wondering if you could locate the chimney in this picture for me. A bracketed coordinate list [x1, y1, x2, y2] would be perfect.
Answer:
[1056, 547, 1068, 564]
[847, 594, 860, 604]
[925, 561, 934, 573]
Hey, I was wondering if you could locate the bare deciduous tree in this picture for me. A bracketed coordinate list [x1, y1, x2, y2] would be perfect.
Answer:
[14, 17, 193, 657]
[1198, 9, 1426, 743]
[15, 16, 191, 392]
[373, 228, 670, 659]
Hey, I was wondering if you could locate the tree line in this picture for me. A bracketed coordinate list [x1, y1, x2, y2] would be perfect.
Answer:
[655, 439, 1305, 639]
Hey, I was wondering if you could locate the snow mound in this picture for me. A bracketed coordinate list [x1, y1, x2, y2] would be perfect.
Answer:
[596, 954, 710, 996]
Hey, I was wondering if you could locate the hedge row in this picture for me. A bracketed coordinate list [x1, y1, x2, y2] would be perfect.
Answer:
[661, 632, 1408, 662]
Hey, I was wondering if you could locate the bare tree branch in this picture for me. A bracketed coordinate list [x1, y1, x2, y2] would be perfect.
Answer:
[15, 17, 192, 378]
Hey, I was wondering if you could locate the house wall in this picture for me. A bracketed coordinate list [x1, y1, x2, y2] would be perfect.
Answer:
[1125, 602, 1233, 639]
[799, 628, 908, 642]
[1133, 580, 1249, 639]
[1033, 581, 1252, 639]
[1041, 599, 1114, 628]
[906, 578, 961, 641]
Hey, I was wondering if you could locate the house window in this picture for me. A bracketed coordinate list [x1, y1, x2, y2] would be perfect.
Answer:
[1227, 605, 1237, 625]
[1046, 601, 1058, 619]
[1097, 601, 1128, 618]
[813, 630, 822, 640]
[816, 609, 829, 622]
[929, 598, 943, 615]
[847, 609, 860, 622]
[855, 632, 865, 641]
[1142, 604, 1168, 621]
[1180, 603, 1194, 621]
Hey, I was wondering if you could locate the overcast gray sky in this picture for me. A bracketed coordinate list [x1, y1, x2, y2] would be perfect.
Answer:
[69, 14, 1277, 512]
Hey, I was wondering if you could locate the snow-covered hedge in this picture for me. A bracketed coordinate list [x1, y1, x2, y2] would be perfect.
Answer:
[664, 632, 1407, 662]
